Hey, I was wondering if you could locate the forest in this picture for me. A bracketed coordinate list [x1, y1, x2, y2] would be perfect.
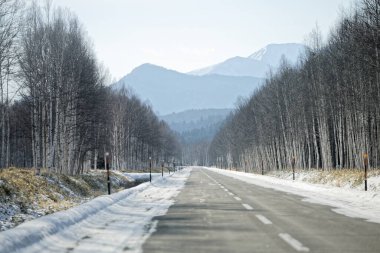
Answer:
[0, 1, 181, 174]
[209, 0, 380, 172]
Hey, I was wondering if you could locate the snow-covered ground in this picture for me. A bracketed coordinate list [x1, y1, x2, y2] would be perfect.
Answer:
[206, 167, 380, 224]
[267, 169, 380, 191]
[123, 173, 163, 183]
[0, 168, 191, 253]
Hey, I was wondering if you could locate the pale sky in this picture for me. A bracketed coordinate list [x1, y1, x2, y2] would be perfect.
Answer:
[55, 0, 352, 80]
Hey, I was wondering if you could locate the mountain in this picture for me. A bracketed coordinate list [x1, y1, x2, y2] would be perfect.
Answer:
[159, 109, 232, 133]
[189, 43, 306, 78]
[113, 64, 262, 115]
[160, 109, 232, 145]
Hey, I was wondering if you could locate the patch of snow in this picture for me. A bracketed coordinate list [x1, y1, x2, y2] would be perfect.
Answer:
[249, 47, 267, 61]
[205, 167, 380, 224]
[0, 168, 191, 253]
[45, 177, 76, 197]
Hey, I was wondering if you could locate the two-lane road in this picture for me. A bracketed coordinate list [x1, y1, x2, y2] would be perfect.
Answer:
[143, 167, 380, 253]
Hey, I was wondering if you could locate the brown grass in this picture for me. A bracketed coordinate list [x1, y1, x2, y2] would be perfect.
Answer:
[266, 168, 380, 188]
[0, 168, 133, 215]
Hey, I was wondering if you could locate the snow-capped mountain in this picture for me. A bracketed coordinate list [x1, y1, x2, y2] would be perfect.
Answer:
[112, 43, 305, 115]
[189, 43, 306, 78]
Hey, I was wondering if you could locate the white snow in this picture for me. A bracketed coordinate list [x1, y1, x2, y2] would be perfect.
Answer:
[123, 172, 162, 182]
[249, 46, 267, 61]
[205, 167, 380, 224]
[0, 168, 191, 253]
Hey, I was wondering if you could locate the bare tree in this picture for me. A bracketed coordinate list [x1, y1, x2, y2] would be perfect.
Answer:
[209, 0, 380, 173]
[0, 0, 22, 169]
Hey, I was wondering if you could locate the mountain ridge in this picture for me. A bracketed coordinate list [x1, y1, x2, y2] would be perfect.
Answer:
[189, 43, 306, 78]
[113, 43, 306, 114]
[113, 66, 262, 115]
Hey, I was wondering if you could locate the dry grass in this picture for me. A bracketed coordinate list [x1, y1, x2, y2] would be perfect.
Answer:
[0, 168, 64, 212]
[266, 168, 380, 189]
[0, 168, 134, 226]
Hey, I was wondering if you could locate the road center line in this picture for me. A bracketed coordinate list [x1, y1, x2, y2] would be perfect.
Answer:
[234, 196, 242, 201]
[256, 214, 272, 225]
[228, 192, 234, 196]
[200, 169, 219, 184]
[242, 203, 254, 210]
[279, 233, 310, 252]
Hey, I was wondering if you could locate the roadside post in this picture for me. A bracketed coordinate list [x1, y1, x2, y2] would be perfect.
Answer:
[291, 157, 295, 181]
[261, 160, 264, 175]
[161, 160, 164, 177]
[364, 153, 368, 191]
[105, 152, 111, 195]
[149, 157, 152, 182]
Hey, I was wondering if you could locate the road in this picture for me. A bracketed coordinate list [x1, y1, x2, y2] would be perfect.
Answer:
[143, 167, 380, 253]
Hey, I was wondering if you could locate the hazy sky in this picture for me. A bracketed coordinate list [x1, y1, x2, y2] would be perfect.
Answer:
[56, 0, 352, 80]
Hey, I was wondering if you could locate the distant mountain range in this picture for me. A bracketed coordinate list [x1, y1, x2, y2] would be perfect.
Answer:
[113, 64, 262, 115]
[189, 43, 306, 78]
[159, 109, 232, 133]
[159, 109, 232, 144]
[113, 43, 306, 115]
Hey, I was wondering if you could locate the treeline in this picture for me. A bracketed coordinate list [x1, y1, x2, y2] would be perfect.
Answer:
[209, 0, 380, 172]
[0, 1, 180, 174]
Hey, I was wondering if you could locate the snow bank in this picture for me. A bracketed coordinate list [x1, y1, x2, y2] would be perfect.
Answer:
[206, 167, 380, 224]
[123, 173, 162, 182]
[0, 168, 191, 253]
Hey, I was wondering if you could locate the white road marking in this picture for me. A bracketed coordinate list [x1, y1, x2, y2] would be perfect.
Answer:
[224, 189, 228, 192]
[242, 203, 254, 210]
[228, 192, 234, 196]
[279, 233, 310, 252]
[256, 215, 272, 225]
[234, 196, 242, 201]
[200, 169, 219, 184]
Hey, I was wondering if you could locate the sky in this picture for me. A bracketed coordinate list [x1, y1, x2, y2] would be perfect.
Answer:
[56, 0, 352, 81]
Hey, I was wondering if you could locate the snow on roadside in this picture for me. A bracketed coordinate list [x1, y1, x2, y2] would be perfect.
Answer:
[205, 167, 380, 224]
[267, 169, 380, 191]
[124, 173, 162, 183]
[0, 168, 192, 253]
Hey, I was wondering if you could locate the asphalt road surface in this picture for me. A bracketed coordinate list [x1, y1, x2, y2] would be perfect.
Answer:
[143, 167, 380, 253]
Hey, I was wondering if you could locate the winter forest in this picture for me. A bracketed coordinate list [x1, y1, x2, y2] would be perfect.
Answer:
[209, 0, 380, 172]
[2, 0, 380, 175]
[0, 1, 180, 175]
